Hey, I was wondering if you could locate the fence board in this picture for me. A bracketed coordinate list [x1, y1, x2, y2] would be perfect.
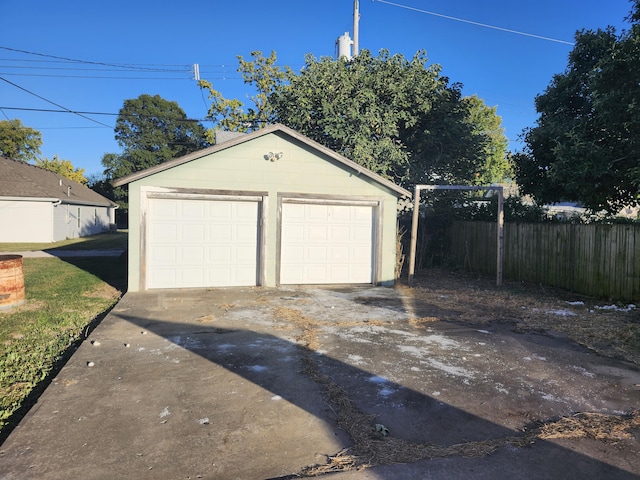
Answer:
[446, 221, 640, 301]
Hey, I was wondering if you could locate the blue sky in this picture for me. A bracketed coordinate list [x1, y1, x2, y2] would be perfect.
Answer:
[1, 0, 634, 178]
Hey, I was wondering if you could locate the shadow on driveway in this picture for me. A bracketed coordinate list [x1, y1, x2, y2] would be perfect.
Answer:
[1, 287, 638, 479]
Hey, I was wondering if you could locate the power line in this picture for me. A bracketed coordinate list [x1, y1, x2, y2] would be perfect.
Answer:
[0, 77, 112, 128]
[0, 64, 190, 73]
[0, 46, 192, 71]
[0, 73, 205, 80]
[0, 106, 206, 123]
[375, 0, 575, 46]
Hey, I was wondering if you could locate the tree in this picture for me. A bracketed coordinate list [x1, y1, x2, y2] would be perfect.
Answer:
[514, 1, 640, 212]
[35, 155, 87, 184]
[199, 49, 510, 188]
[463, 95, 510, 184]
[102, 94, 208, 213]
[0, 119, 42, 162]
[104, 94, 208, 179]
[271, 50, 506, 187]
[198, 51, 291, 139]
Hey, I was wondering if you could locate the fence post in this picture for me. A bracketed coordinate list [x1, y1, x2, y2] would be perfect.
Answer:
[496, 187, 504, 286]
[408, 185, 422, 287]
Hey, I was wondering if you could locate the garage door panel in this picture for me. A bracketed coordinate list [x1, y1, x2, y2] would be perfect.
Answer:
[281, 245, 303, 263]
[181, 268, 205, 285]
[182, 202, 205, 218]
[329, 225, 349, 242]
[235, 202, 260, 218]
[153, 201, 178, 218]
[282, 224, 304, 241]
[280, 203, 374, 285]
[182, 246, 205, 263]
[308, 225, 328, 241]
[236, 224, 258, 238]
[147, 198, 259, 289]
[351, 246, 372, 262]
[213, 225, 233, 241]
[308, 205, 328, 220]
[150, 223, 178, 242]
[182, 224, 206, 241]
[307, 246, 328, 262]
[235, 245, 260, 262]
[151, 268, 177, 288]
[209, 246, 232, 262]
[233, 266, 261, 284]
[352, 225, 373, 241]
[328, 246, 349, 261]
[149, 246, 177, 264]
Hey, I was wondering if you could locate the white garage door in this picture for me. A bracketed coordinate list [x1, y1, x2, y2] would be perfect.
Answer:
[280, 203, 374, 284]
[147, 197, 259, 289]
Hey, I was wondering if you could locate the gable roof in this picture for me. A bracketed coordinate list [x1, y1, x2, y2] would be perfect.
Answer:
[113, 124, 411, 197]
[0, 156, 116, 207]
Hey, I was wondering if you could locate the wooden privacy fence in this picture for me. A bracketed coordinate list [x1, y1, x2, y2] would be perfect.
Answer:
[448, 221, 640, 301]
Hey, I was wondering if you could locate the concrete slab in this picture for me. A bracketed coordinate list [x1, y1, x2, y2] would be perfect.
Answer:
[1, 286, 639, 479]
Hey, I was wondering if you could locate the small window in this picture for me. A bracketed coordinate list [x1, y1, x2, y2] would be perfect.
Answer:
[94, 209, 98, 226]
[77, 207, 81, 229]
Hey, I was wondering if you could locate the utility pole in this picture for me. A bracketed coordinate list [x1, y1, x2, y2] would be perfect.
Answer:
[353, 0, 360, 56]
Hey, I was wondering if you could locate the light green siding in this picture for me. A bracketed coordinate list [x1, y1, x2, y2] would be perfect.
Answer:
[126, 131, 404, 290]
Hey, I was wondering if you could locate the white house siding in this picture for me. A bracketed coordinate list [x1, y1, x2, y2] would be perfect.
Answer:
[126, 132, 403, 291]
[55, 204, 112, 241]
[0, 200, 53, 242]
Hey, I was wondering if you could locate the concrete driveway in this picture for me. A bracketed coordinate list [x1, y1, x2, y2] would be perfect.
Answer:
[1, 286, 639, 479]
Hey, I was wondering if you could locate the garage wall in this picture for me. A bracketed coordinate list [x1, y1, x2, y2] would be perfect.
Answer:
[127, 131, 401, 290]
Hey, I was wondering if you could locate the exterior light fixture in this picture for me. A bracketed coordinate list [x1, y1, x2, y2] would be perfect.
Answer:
[264, 152, 284, 162]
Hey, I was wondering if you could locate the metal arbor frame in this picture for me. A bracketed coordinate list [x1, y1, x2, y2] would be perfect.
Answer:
[407, 185, 505, 287]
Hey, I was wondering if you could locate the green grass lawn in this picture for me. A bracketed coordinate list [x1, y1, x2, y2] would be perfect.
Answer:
[0, 256, 126, 441]
[0, 231, 128, 252]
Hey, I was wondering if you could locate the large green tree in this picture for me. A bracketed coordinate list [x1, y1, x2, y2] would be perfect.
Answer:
[0, 119, 42, 162]
[514, 1, 640, 212]
[101, 94, 208, 212]
[200, 50, 509, 188]
[274, 50, 508, 186]
[104, 94, 208, 180]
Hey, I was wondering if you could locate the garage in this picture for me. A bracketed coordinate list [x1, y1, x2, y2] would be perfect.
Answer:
[114, 124, 410, 291]
[280, 202, 375, 284]
[146, 196, 260, 289]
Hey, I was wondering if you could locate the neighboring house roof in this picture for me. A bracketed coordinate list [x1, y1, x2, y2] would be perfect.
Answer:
[0, 155, 116, 207]
[113, 123, 411, 198]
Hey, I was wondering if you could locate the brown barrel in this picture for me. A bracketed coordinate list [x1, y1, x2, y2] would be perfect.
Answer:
[0, 255, 25, 310]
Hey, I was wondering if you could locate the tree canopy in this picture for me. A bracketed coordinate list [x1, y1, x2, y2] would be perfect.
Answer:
[199, 50, 291, 139]
[103, 94, 208, 181]
[514, 1, 640, 212]
[200, 50, 509, 188]
[101, 94, 208, 212]
[0, 119, 42, 162]
[35, 155, 87, 184]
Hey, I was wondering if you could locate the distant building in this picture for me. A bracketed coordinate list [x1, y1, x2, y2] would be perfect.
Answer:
[0, 156, 118, 242]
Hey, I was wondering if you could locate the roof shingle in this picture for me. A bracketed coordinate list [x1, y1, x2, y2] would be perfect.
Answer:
[0, 156, 115, 206]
